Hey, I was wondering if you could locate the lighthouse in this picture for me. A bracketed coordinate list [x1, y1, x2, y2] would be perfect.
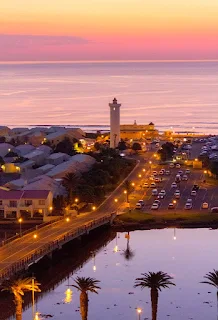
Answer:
[109, 98, 121, 148]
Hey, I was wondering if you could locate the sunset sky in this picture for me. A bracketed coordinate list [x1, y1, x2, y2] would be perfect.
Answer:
[1, 0, 218, 61]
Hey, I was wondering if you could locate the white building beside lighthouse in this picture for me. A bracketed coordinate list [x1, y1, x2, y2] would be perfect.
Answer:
[109, 98, 121, 148]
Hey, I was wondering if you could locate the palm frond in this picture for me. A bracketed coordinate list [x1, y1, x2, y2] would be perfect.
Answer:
[71, 277, 101, 294]
[134, 271, 175, 291]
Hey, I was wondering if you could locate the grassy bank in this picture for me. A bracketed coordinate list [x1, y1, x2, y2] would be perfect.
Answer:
[114, 210, 218, 229]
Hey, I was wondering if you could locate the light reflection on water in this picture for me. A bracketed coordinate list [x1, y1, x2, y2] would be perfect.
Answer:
[19, 228, 218, 319]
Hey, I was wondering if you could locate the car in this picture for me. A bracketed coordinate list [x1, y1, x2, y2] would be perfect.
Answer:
[159, 170, 164, 175]
[154, 177, 161, 183]
[169, 163, 174, 168]
[158, 193, 164, 199]
[182, 175, 188, 181]
[149, 175, 155, 181]
[150, 182, 156, 188]
[165, 170, 170, 175]
[174, 190, 180, 199]
[202, 202, 209, 209]
[143, 182, 149, 188]
[211, 207, 218, 213]
[152, 189, 158, 196]
[168, 203, 175, 209]
[185, 169, 191, 174]
[175, 175, 181, 183]
[171, 182, 177, 188]
[153, 171, 158, 176]
[154, 199, 161, 206]
[160, 189, 166, 196]
[192, 184, 199, 191]
[178, 170, 183, 175]
[135, 203, 142, 209]
[138, 200, 145, 206]
[151, 203, 159, 210]
[186, 198, 192, 204]
[185, 203, 192, 210]
[191, 190, 197, 196]
[176, 163, 181, 168]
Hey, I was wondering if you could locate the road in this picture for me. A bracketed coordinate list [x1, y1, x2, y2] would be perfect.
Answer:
[0, 150, 156, 278]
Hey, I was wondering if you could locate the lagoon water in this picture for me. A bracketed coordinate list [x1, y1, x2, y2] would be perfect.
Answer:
[1, 61, 218, 133]
[14, 228, 218, 320]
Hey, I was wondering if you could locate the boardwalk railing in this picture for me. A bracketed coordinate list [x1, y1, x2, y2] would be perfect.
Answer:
[0, 213, 115, 284]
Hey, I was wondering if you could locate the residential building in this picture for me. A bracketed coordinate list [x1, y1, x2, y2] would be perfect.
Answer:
[109, 98, 121, 148]
[120, 121, 159, 140]
[47, 152, 70, 165]
[0, 189, 53, 219]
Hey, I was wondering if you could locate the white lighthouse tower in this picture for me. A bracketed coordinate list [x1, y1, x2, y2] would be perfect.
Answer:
[109, 97, 121, 148]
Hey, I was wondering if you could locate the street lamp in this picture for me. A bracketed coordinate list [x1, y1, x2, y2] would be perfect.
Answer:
[131, 182, 135, 187]
[137, 308, 142, 320]
[66, 217, 70, 222]
[114, 198, 118, 203]
[142, 168, 146, 172]
[138, 174, 142, 178]
[75, 198, 79, 204]
[18, 218, 22, 236]
[33, 234, 37, 239]
[92, 206, 96, 211]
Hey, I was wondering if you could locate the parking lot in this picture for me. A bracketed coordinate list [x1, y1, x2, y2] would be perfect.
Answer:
[132, 162, 218, 214]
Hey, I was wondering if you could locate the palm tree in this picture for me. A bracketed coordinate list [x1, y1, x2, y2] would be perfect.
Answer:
[62, 172, 80, 203]
[201, 270, 218, 319]
[123, 180, 132, 203]
[2, 277, 41, 320]
[134, 271, 175, 320]
[71, 277, 101, 320]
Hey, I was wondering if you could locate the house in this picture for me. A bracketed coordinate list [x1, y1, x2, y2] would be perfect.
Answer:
[25, 150, 46, 165]
[47, 152, 70, 165]
[0, 126, 11, 136]
[15, 144, 35, 156]
[0, 143, 14, 157]
[0, 189, 53, 219]
[46, 154, 96, 179]
[36, 164, 55, 174]
[16, 160, 35, 173]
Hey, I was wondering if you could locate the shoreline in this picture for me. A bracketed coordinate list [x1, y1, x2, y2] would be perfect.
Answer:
[112, 219, 218, 231]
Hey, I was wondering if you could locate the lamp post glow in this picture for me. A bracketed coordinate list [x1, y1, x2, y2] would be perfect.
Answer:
[173, 228, 176, 240]
[114, 198, 118, 203]
[66, 217, 70, 222]
[138, 174, 142, 178]
[33, 234, 37, 239]
[137, 308, 142, 320]
[75, 198, 79, 204]
[18, 218, 22, 236]
[131, 182, 135, 187]
[92, 206, 96, 211]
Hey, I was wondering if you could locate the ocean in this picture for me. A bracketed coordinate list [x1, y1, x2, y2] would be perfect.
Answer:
[0, 60, 218, 134]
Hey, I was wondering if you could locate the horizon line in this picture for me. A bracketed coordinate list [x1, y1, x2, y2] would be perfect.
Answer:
[1, 59, 218, 65]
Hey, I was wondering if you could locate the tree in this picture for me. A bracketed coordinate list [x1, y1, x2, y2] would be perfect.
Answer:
[2, 277, 41, 320]
[123, 180, 133, 202]
[71, 277, 101, 320]
[132, 142, 142, 153]
[134, 271, 175, 320]
[118, 140, 127, 151]
[201, 270, 218, 317]
[0, 136, 6, 143]
[62, 172, 80, 203]
[54, 137, 75, 155]
[53, 195, 67, 214]
[209, 161, 218, 179]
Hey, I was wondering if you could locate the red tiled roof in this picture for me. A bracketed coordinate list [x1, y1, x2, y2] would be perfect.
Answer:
[0, 189, 50, 200]
[0, 190, 22, 200]
[22, 190, 50, 199]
